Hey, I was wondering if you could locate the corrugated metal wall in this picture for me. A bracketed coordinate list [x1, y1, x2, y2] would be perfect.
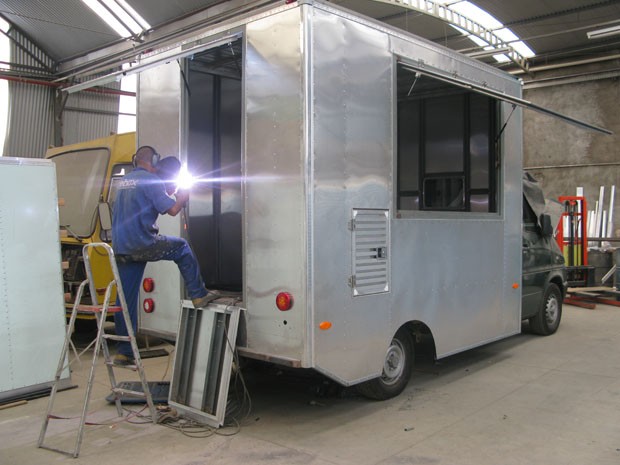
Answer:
[3, 26, 120, 157]
[4, 81, 54, 158]
[4, 27, 55, 158]
[63, 84, 120, 146]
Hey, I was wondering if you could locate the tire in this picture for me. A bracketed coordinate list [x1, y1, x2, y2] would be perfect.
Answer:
[529, 283, 562, 335]
[357, 328, 414, 400]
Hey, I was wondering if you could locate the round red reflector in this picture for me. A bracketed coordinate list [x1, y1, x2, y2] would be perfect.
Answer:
[276, 292, 294, 311]
[142, 278, 155, 293]
[143, 298, 155, 313]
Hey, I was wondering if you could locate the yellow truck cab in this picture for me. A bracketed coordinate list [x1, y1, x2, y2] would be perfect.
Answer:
[46, 132, 136, 317]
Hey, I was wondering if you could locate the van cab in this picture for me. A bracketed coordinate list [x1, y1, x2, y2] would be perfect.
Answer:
[46, 132, 135, 314]
[521, 174, 567, 335]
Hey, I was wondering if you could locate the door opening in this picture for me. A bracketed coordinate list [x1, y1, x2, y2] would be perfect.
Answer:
[186, 39, 243, 292]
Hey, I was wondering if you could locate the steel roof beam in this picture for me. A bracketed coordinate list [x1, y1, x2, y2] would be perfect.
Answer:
[372, 0, 530, 72]
[503, 0, 620, 28]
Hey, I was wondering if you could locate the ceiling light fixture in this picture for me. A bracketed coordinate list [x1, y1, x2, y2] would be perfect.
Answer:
[587, 25, 620, 40]
[81, 0, 150, 38]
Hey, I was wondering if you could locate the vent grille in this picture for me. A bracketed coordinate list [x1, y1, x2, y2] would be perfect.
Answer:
[351, 209, 390, 296]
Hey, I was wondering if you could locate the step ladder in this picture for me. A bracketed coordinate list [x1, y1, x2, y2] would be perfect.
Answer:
[38, 242, 158, 458]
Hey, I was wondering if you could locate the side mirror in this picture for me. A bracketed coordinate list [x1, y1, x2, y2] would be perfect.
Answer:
[539, 213, 553, 237]
[98, 202, 112, 232]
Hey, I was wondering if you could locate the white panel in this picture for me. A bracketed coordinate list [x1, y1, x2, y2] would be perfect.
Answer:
[0, 158, 69, 399]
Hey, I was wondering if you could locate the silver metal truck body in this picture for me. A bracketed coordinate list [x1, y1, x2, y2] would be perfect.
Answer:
[135, 0, 522, 387]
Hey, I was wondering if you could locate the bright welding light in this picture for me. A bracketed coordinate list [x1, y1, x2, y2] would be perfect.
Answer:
[176, 165, 195, 190]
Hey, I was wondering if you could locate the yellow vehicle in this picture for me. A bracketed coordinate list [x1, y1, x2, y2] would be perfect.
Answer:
[46, 132, 136, 316]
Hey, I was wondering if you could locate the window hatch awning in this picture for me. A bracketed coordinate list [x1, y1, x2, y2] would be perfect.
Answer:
[400, 63, 612, 136]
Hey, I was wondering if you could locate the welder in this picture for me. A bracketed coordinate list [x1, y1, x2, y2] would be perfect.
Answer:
[111, 146, 218, 365]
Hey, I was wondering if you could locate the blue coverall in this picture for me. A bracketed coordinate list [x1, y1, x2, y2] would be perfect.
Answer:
[111, 168, 207, 357]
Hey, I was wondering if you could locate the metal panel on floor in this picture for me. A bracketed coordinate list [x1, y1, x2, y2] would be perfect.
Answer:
[168, 301, 242, 427]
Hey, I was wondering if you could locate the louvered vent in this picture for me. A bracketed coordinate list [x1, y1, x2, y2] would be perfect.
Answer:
[350, 209, 390, 296]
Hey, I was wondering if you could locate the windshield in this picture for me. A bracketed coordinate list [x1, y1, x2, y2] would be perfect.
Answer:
[50, 148, 109, 238]
[108, 163, 134, 208]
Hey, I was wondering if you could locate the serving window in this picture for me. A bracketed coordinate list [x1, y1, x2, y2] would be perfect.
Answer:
[396, 63, 499, 213]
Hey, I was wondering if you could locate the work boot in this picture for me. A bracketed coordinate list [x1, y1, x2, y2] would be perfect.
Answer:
[113, 354, 135, 366]
[192, 291, 222, 308]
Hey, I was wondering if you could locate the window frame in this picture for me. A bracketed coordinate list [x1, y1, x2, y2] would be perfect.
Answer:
[394, 61, 500, 217]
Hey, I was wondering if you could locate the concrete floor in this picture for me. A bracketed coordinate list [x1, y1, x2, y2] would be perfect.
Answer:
[1, 302, 620, 465]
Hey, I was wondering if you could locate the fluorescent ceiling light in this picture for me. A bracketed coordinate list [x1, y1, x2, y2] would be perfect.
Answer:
[82, 0, 131, 37]
[587, 25, 620, 39]
[81, 0, 150, 38]
[494, 28, 534, 58]
[450, 1, 502, 30]
[116, 0, 150, 30]
[101, 0, 141, 35]
[447, 2, 535, 63]
[511, 41, 535, 59]
[492, 54, 510, 63]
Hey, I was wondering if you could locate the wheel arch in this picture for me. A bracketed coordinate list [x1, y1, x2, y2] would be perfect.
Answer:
[549, 273, 567, 297]
[400, 320, 437, 361]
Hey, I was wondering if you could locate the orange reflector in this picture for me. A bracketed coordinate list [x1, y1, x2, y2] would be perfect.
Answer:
[143, 298, 155, 313]
[512, 282, 519, 289]
[276, 292, 294, 311]
[142, 277, 155, 293]
[319, 321, 332, 330]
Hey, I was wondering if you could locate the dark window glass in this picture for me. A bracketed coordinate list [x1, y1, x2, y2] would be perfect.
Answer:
[423, 176, 464, 210]
[470, 93, 490, 190]
[396, 63, 498, 213]
[425, 95, 464, 174]
[398, 101, 420, 193]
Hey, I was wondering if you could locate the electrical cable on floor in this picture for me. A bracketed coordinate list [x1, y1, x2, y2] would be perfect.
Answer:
[64, 299, 252, 438]
[114, 313, 253, 439]
[159, 345, 175, 382]
[223, 311, 253, 427]
[48, 404, 149, 426]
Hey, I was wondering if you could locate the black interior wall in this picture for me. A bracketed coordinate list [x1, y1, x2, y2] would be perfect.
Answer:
[186, 51, 242, 291]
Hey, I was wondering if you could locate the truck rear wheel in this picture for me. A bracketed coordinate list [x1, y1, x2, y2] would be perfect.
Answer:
[357, 328, 413, 400]
[529, 283, 562, 335]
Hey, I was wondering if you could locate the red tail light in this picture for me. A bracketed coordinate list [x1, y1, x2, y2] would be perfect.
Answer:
[142, 277, 155, 292]
[276, 292, 294, 311]
[143, 298, 155, 313]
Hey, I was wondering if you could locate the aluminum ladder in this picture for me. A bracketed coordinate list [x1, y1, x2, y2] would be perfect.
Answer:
[38, 242, 158, 458]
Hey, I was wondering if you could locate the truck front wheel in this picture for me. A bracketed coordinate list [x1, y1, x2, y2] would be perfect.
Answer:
[357, 328, 413, 400]
[529, 283, 562, 335]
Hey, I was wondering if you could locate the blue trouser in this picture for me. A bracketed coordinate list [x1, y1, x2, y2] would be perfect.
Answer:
[114, 261, 146, 357]
[114, 235, 207, 356]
